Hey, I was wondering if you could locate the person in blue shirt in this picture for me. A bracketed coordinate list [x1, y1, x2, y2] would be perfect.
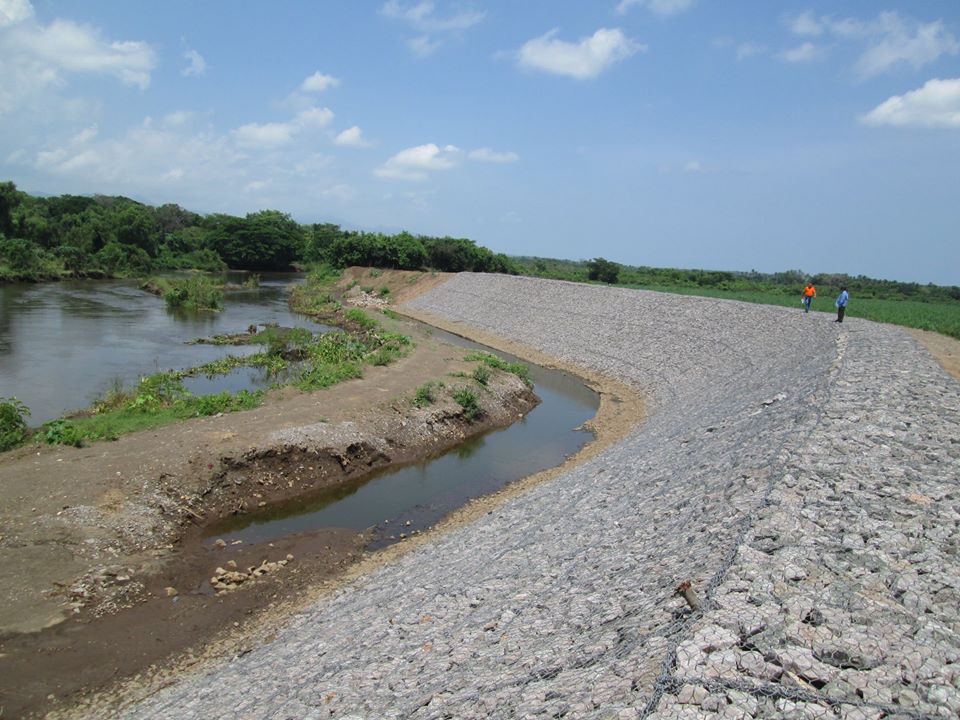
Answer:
[835, 286, 849, 323]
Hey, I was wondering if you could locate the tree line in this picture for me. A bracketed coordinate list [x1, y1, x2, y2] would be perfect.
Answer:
[514, 256, 960, 304]
[0, 181, 517, 281]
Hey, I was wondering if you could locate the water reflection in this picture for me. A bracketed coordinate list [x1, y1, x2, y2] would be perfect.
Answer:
[0, 274, 327, 424]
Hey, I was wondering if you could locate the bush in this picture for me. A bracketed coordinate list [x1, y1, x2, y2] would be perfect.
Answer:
[452, 388, 482, 421]
[0, 396, 30, 451]
[41, 419, 84, 447]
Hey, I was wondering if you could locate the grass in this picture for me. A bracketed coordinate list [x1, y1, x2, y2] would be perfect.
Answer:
[412, 382, 440, 408]
[472, 365, 491, 386]
[614, 283, 960, 340]
[465, 351, 532, 387]
[142, 275, 224, 311]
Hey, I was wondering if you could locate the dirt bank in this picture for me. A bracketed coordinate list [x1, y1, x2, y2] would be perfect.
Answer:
[0, 271, 547, 718]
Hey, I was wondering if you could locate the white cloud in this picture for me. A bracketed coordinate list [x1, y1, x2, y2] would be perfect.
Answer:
[779, 42, 826, 64]
[162, 110, 192, 127]
[334, 126, 371, 147]
[321, 184, 354, 202]
[381, 1, 484, 33]
[683, 160, 702, 173]
[407, 35, 441, 57]
[4, 18, 156, 88]
[736, 42, 766, 60]
[861, 77, 960, 128]
[301, 71, 340, 93]
[782, 11, 958, 78]
[381, 1, 484, 57]
[616, 0, 695, 16]
[233, 121, 298, 148]
[788, 11, 823, 37]
[0, 0, 33, 27]
[374, 142, 461, 181]
[468, 147, 519, 163]
[181, 48, 206, 77]
[517, 28, 644, 80]
[853, 14, 959, 78]
[232, 107, 333, 148]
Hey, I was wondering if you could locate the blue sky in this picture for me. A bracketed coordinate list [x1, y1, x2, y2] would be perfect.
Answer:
[1, 1, 958, 284]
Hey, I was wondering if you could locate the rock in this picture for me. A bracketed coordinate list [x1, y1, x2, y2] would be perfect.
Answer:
[164, 587, 178, 597]
[214, 539, 227, 549]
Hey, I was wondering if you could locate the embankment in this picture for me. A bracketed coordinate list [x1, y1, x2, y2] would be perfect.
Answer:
[110, 274, 960, 719]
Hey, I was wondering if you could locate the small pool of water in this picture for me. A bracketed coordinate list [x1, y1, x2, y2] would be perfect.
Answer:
[205, 329, 599, 548]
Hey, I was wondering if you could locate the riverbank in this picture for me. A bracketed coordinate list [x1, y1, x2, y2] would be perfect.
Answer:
[0, 271, 565, 718]
[101, 273, 959, 720]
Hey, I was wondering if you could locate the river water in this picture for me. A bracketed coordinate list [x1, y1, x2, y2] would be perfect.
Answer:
[2, 276, 599, 544]
[0, 274, 324, 424]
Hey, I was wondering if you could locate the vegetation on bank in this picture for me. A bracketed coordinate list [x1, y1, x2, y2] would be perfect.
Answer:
[0, 269, 414, 451]
[514, 257, 960, 339]
[0, 181, 516, 282]
[141, 275, 225, 311]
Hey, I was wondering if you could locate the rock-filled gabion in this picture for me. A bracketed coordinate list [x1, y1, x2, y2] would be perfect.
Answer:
[123, 274, 960, 719]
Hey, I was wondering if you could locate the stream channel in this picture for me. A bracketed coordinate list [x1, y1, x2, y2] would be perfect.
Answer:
[1, 276, 598, 549]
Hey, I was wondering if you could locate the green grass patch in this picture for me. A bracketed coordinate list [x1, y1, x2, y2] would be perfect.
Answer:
[381, 308, 401, 320]
[412, 381, 442, 408]
[465, 351, 532, 386]
[472, 365, 491, 386]
[619, 284, 960, 339]
[344, 308, 379, 331]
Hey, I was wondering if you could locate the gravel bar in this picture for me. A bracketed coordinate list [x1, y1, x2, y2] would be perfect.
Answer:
[122, 274, 960, 719]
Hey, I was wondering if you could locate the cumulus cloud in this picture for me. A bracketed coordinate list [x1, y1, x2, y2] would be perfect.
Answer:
[301, 71, 340, 92]
[0, 0, 33, 26]
[181, 48, 206, 77]
[616, 0, 695, 16]
[861, 77, 960, 128]
[468, 147, 518, 163]
[334, 125, 371, 147]
[374, 142, 461, 181]
[0, 1, 155, 120]
[517, 28, 644, 79]
[232, 107, 333, 148]
[784, 10, 958, 78]
[779, 42, 826, 64]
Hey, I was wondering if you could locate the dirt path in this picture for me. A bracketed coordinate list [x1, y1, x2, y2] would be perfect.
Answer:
[0, 271, 548, 718]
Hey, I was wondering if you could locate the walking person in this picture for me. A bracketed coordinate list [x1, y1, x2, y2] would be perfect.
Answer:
[801, 281, 816, 313]
[835, 286, 849, 323]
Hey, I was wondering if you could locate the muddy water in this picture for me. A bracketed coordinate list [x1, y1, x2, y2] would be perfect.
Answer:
[0, 274, 327, 424]
[206, 334, 599, 547]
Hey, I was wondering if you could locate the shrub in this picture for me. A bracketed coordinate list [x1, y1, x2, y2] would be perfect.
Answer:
[0, 396, 30, 451]
[41, 419, 84, 447]
[452, 388, 482, 421]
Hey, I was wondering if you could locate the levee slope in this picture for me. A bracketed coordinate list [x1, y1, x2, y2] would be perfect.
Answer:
[122, 274, 960, 719]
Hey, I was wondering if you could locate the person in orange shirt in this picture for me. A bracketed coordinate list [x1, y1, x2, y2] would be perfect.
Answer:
[801, 281, 816, 313]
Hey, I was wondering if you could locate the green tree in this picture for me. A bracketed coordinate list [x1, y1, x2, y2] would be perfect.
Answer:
[587, 257, 620, 284]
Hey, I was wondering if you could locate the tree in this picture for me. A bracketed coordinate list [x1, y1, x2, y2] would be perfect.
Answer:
[587, 257, 620, 284]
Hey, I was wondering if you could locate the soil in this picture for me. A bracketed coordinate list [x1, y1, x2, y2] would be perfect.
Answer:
[909, 328, 960, 381]
[0, 268, 557, 719]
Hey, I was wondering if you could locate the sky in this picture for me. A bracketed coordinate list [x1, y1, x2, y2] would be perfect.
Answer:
[1, 1, 958, 285]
